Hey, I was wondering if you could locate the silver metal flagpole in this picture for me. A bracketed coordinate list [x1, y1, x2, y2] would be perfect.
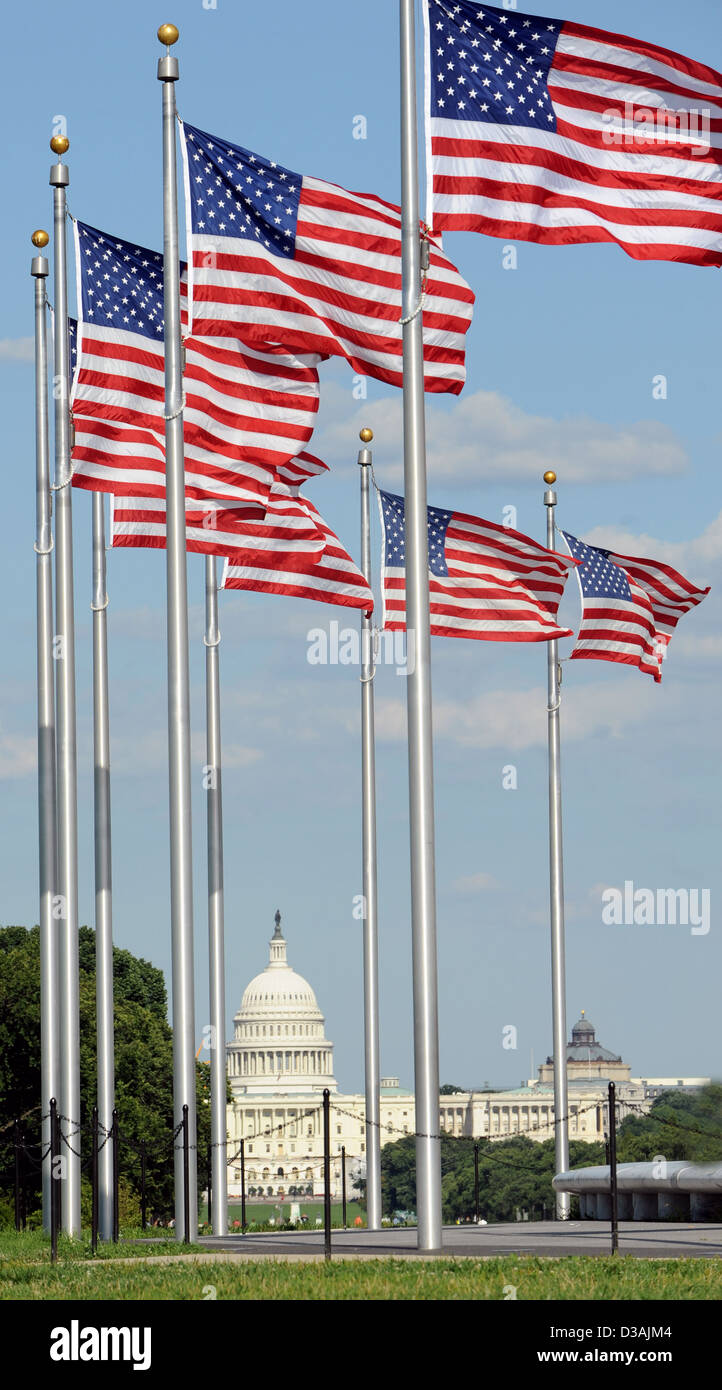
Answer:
[31, 229, 59, 1232]
[157, 23, 197, 1238]
[50, 136, 81, 1236]
[399, 0, 442, 1251]
[204, 554, 227, 1237]
[358, 427, 381, 1232]
[92, 491, 115, 1241]
[543, 469, 570, 1218]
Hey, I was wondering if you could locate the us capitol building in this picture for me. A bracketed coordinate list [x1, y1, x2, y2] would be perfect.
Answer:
[224, 914, 709, 1202]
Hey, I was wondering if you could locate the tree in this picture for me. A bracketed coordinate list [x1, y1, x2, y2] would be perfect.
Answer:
[0, 924, 213, 1223]
[440, 1083, 465, 1095]
[617, 1085, 722, 1164]
[379, 1131, 605, 1223]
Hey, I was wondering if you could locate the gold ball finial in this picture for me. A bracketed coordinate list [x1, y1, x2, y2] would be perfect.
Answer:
[543, 470, 557, 485]
[157, 22, 179, 45]
[50, 136, 69, 157]
[359, 427, 374, 443]
[32, 230, 49, 249]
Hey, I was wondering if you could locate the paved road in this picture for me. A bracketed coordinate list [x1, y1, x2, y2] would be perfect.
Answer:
[196, 1221, 722, 1259]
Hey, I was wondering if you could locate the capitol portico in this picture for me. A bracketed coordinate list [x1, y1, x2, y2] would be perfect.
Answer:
[225, 916, 709, 1204]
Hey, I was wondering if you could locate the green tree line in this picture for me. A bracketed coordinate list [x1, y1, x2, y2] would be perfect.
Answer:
[374, 1085, 722, 1223]
[0, 924, 215, 1225]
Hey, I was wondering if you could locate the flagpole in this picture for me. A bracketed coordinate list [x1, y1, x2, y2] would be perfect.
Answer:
[205, 553, 227, 1236]
[358, 428, 381, 1232]
[543, 470, 570, 1218]
[32, 230, 59, 1232]
[399, 0, 442, 1252]
[92, 491, 115, 1241]
[157, 23, 197, 1237]
[50, 137, 81, 1236]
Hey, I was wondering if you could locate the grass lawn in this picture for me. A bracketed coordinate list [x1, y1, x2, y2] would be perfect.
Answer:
[205, 1200, 365, 1227]
[1, 1232, 722, 1299]
[0, 1229, 202, 1262]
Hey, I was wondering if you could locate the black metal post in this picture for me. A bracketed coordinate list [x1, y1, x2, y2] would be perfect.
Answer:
[341, 1145, 347, 1229]
[608, 1081, 619, 1255]
[140, 1139, 147, 1231]
[112, 1108, 119, 1243]
[50, 1097, 59, 1263]
[474, 1142, 480, 1224]
[91, 1106, 98, 1255]
[182, 1103, 190, 1244]
[19, 1125, 26, 1229]
[13, 1120, 21, 1232]
[323, 1089, 331, 1261]
[207, 1142, 212, 1230]
[240, 1137, 246, 1231]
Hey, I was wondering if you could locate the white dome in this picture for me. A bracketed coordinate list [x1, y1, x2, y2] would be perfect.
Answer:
[240, 965, 321, 1020]
[228, 912, 337, 1096]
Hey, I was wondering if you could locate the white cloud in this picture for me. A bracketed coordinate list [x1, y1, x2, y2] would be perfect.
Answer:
[526, 897, 595, 927]
[213, 743, 263, 770]
[0, 736, 37, 779]
[372, 697, 408, 741]
[313, 381, 688, 487]
[0, 338, 33, 363]
[109, 605, 165, 641]
[373, 679, 660, 751]
[104, 729, 262, 776]
[189, 730, 262, 772]
[452, 872, 498, 893]
[672, 632, 722, 660]
[0, 721, 263, 781]
[582, 510, 722, 583]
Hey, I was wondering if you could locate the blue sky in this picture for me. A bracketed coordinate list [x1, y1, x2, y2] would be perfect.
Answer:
[1, 0, 720, 1095]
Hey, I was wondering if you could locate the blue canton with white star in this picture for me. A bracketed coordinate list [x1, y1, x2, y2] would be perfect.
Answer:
[428, 0, 560, 131]
[563, 533, 632, 601]
[184, 122, 301, 259]
[68, 317, 78, 381]
[381, 491, 454, 577]
[77, 222, 165, 342]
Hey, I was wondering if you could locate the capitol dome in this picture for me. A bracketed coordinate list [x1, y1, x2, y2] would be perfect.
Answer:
[227, 912, 337, 1097]
[239, 912, 322, 1022]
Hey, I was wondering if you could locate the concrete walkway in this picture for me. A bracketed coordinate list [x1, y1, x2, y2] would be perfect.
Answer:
[193, 1221, 722, 1259]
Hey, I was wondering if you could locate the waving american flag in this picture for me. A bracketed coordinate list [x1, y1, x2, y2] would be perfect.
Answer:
[70, 221, 321, 505]
[220, 455, 373, 610]
[423, 0, 722, 265]
[111, 454, 374, 613]
[180, 120, 474, 394]
[562, 532, 710, 680]
[380, 490, 576, 640]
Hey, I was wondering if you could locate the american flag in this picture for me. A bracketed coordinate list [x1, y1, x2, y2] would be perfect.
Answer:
[562, 532, 709, 680]
[380, 490, 576, 640]
[221, 455, 373, 611]
[423, 0, 722, 266]
[70, 220, 321, 504]
[180, 121, 475, 394]
[110, 452, 325, 557]
[112, 454, 374, 613]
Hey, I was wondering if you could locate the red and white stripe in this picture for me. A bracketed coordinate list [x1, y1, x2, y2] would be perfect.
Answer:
[111, 453, 374, 613]
[425, 1, 722, 266]
[222, 507, 373, 613]
[71, 258, 321, 504]
[570, 547, 710, 680]
[180, 123, 474, 395]
[111, 494, 265, 556]
[382, 500, 577, 641]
